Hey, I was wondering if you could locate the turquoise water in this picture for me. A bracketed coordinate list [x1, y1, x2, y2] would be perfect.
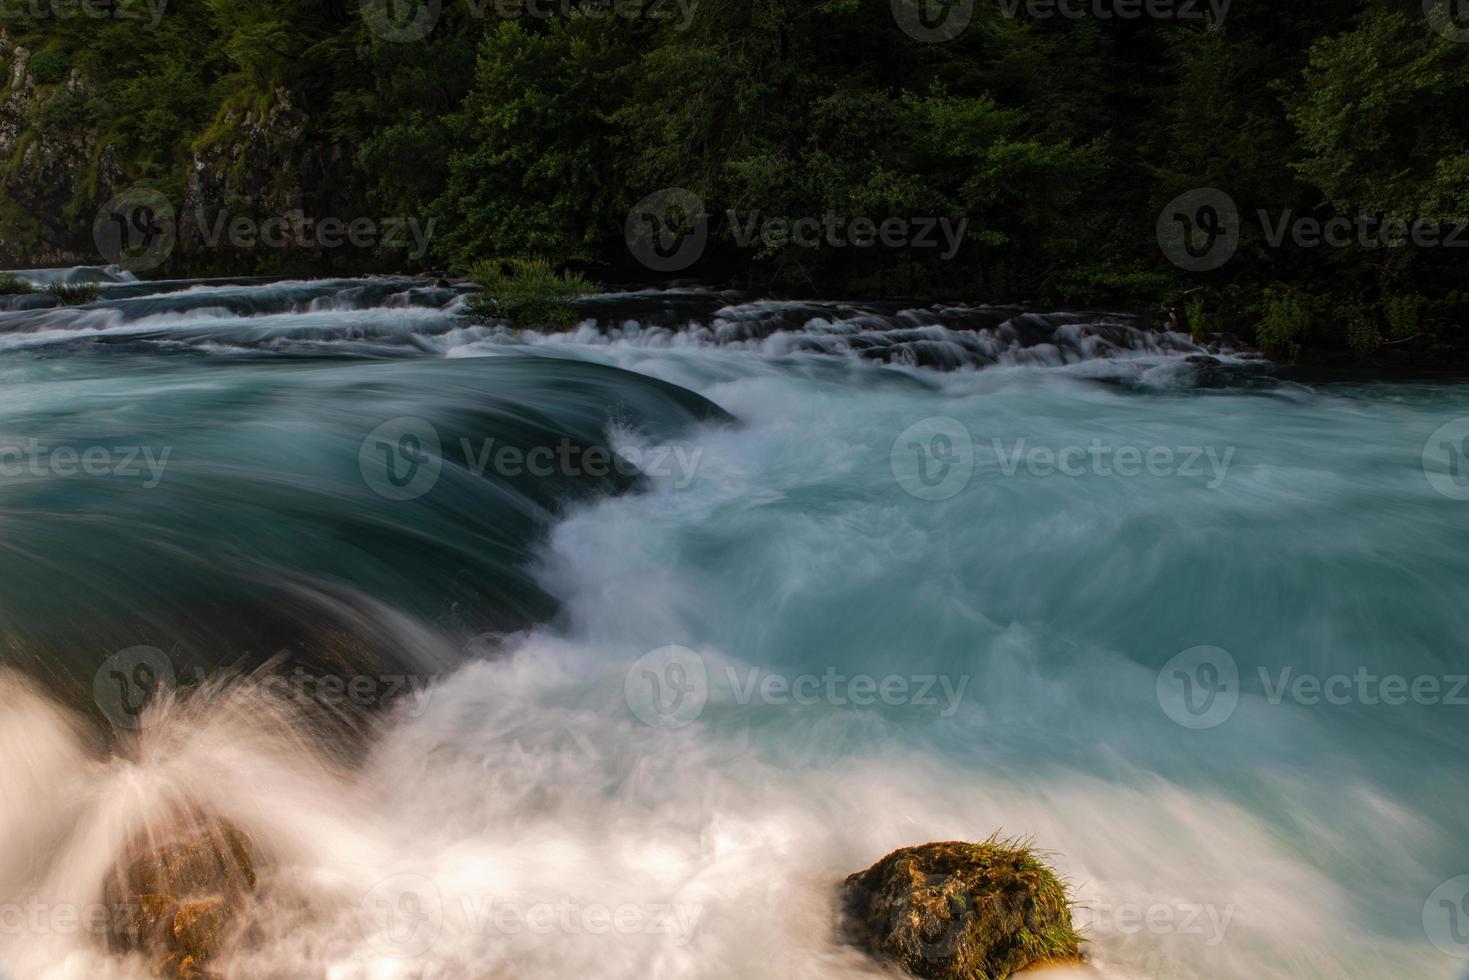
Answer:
[1, 272, 1466, 979]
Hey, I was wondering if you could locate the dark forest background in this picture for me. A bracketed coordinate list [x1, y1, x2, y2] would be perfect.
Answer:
[3, 0, 1469, 360]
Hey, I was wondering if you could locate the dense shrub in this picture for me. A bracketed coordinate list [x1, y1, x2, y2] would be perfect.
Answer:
[466, 257, 594, 331]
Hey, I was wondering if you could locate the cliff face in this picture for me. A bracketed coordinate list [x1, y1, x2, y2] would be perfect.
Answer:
[0, 32, 120, 267]
[0, 34, 345, 273]
[176, 87, 338, 270]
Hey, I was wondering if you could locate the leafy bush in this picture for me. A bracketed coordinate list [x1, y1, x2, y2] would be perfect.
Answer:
[47, 282, 100, 306]
[31, 89, 106, 136]
[1345, 306, 1381, 356]
[1185, 296, 1210, 343]
[29, 50, 68, 86]
[0, 274, 37, 295]
[1383, 293, 1421, 341]
[466, 257, 593, 331]
[1257, 288, 1309, 363]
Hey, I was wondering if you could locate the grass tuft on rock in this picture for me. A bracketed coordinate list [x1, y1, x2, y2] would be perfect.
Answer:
[843, 835, 1083, 980]
[0, 273, 37, 295]
[466, 257, 594, 331]
[48, 281, 101, 305]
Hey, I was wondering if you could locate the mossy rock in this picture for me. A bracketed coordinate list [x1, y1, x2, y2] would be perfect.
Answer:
[842, 837, 1082, 980]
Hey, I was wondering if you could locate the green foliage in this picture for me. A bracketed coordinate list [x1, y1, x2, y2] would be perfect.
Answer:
[47, 282, 100, 306]
[466, 257, 595, 331]
[435, 20, 637, 271]
[0, 274, 37, 295]
[1185, 296, 1209, 343]
[1258, 288, 1309, 364]
[3, 0, 1469, 359]
[29, 50, 68, 86]
[1290, 10, 1469, 219]
[1345, 305, 1380, 356]
[1383, 293, 1422, 341]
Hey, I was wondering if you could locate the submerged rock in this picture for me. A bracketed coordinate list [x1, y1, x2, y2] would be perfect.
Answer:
[842, 838, 1082, 980]
[103, 822, 257, 978]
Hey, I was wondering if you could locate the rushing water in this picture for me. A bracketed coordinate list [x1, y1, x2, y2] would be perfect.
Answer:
[0, 270, 1466, 980]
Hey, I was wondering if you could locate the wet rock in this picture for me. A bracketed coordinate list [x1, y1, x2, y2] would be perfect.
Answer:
[842, 838, 1082, 980]
[103, 822, 256, 977]
[172, 897, 231, 960]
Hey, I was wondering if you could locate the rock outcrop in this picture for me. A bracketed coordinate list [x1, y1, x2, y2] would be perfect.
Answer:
[0, 34, 341, 272]
[842, 838, 1083, 980]
[0, 31, 121, 267]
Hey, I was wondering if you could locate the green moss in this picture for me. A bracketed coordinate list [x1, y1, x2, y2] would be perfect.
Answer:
[466, 257, 595, 332]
